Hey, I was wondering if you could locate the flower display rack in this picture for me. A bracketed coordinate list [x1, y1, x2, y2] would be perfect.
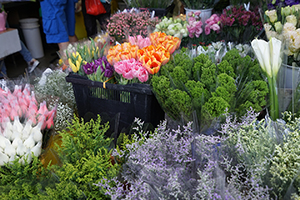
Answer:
[66, 73, 165, 133]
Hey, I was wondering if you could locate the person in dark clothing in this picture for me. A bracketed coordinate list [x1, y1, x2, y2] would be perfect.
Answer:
[81, 0, 111, 37]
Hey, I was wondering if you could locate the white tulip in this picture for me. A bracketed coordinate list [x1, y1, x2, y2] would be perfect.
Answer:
[31, 122, 43, 143]
[30, 141, 42, 157]
[4, 140, 16, 157]
[0, 151, 9, 166]
[13, 116, 23, 134]
[12, 137, 22, 149]
[0, 134, 10, 149]
[3, 126, 13, 141]
[22, 120, 33, 141]
[16, 141, 27, 156]
[23, 134, 35, 149]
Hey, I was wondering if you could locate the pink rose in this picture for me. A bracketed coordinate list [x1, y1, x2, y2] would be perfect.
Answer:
[137, 67, 149, 82]
[195, 27, 203, 37]
[187, 12, 193, 18]
[211, 24, 220, 32]
[194, 11, 201, 16]
[205, 25, 211, 35]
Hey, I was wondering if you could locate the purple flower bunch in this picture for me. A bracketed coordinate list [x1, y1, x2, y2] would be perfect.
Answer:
[106, 11, 160, 43]
[268, 0, 300, 9]
[82, 56, 114, 81]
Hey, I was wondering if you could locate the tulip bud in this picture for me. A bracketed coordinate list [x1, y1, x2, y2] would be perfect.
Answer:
[274, 21, 283, 33]
[265, 10, 277, 23]
[281, 6, 291, 18]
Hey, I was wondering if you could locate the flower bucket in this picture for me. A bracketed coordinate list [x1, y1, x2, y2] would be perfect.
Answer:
[278, 64, 300, 115]
[0, 12, 7, 32]
[185, 8, 213, 27]
[65, 73, 165, 134]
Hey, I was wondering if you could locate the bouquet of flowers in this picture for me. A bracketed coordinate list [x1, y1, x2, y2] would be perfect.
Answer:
[153, 16, 188, 38]
[106, 10, 161, 43]
[183, 11, 221, 46]
[219, 5, 263, 44]
[264, 4, 300, 66]
[106, 32, 180, 84]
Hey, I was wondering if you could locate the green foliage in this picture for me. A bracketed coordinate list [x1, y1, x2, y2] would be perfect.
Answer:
[185, 80, 209, 106]
[170, 66, 189, 90]
[200, 63, 217, 93]
[166, 89, 192, 120]
[237, 80, 269, 116]
[40, 115, 119, 199]
[222, 48, 242, 71]
[0, 155, 52, 200]
[217, 60, 236, 78]
[202, 96, 230, 118]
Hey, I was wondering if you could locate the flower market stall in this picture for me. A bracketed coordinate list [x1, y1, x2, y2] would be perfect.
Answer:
[2, 1, 300, 199]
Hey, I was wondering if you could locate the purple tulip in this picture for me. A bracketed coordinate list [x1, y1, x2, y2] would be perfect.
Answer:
[83, 62, 95, 75]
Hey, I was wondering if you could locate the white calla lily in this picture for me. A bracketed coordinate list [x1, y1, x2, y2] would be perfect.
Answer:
[251, 39, 272, 77]
[251, 37, 282, 120]
[269, 37, 282, 77]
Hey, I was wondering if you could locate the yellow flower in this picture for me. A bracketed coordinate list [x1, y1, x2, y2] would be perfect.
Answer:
[68, 58, 78, 72]
[265, 10, 278, 23]
[77, 54, 83, 64]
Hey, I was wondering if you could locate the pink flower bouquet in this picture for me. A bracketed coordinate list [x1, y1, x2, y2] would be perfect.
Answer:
[114, 58, 149, 84]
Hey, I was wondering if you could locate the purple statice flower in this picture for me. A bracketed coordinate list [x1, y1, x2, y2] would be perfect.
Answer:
[82, 62, 95, 75]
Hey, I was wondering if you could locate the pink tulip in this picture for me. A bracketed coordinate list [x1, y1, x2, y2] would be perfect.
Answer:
[30, 91, 38, 105]
[37, 101, 49, 116]
[114, 61, 125, 74]
[46, 112, 55, 129]
[137, 67, 149, 82]
[47, 106, 57, 120]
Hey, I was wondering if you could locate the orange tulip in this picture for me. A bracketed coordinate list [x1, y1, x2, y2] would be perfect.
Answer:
[107, 43, 139, 65]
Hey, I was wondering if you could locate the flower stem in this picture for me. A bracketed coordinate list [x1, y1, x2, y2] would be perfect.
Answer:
[267, 76, 279, 120]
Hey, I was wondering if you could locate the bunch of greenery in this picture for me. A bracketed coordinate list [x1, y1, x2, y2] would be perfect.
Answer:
[39, 115, 120, 199]
[0, 156, 52, 199]
[151, 47, 268, 129]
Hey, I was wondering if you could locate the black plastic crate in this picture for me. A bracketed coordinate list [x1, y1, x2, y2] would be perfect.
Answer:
[66, 73, 165, 133]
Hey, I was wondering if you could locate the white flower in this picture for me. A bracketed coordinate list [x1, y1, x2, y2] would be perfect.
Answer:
[251, 37, 282, 78]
